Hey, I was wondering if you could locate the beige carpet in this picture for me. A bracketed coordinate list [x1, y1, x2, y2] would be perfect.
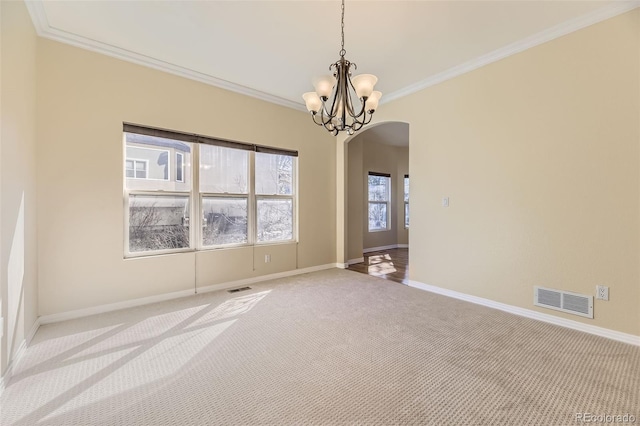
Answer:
[2, 269, 639, 425]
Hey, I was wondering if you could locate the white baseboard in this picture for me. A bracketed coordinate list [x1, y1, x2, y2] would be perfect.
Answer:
[347, 257, 365, 265]
[39, 288, 196, 325]
[407, 280, 640, 347]
[363, 244, 408, 254]
[1, 317, 42, 395]
[196, 263, 338, 294]
[39, 263, 339, 325]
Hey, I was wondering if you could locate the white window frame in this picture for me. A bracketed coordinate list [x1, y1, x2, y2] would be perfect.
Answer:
[368, 172, 391, 232]
[198, 147, 252, 250]
[124, 132, 297, 258]
[254, 152, 296, 245]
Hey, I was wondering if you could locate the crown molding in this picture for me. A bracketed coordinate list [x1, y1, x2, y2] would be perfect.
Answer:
[25, 0, 639, 112]
[24, 0, 306, 112]
[382, 0, 640, 105]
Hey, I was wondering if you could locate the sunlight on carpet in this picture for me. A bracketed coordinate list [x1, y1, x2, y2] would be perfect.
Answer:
[1, 270, 638, 425]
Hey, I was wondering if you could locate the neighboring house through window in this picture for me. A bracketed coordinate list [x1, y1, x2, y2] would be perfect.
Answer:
[368, 172, 391, 232]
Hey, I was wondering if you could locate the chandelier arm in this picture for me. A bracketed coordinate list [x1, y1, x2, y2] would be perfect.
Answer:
[318, 98, 336, 126]
[311, 113, 326, 127]
[360, 110, 373, 126]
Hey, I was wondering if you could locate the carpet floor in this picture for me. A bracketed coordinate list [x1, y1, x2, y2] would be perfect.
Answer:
[1, 269, 639, 425]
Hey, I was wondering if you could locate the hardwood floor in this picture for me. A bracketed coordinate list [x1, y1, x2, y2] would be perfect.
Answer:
[347, 248, 409, 284]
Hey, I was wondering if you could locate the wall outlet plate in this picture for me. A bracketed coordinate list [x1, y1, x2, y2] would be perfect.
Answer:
[596, 285, 609, 301]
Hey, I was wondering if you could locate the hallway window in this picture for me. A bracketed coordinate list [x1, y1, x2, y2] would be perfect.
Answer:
[368, 172, 390, 231]
[404, 174, 409, 228]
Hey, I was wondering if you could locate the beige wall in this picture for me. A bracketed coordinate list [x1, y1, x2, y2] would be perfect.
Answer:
[347, 134, 409, 260]
[373, 10, 640, 336]
[396, 147, 409, 246]
[347, 137, 364, 261]
[0, 0, 39, 375]
[36, 39, 336, 316]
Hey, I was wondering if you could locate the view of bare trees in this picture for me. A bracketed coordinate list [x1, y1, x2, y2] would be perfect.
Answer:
[202, 197, 248, 246]
[129, 197, 189, 252]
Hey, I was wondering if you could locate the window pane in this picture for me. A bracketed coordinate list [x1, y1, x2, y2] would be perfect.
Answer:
[368, 175, 390, 202]
[200, 145, 248, 194]
[129, 194, 189, 252]
[404, 177, 409, 202]
[405, 202, 409, 228]
[255, 152, 294, 195]
[369, 202, 387, 230]
[176, 153, 184, 182]
[257, 199, 293, 242]
[125, 133, 191, 192]
[202, 197, 248, 246]
[126, 169, 134, 178]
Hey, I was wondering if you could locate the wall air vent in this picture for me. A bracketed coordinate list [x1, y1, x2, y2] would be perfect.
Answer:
[228, 286, 251, 293]
[534, 286, 593, 319]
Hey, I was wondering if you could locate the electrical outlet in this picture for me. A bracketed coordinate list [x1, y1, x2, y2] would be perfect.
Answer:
[442, 197, 449, 207]
[265, 254, 271, 263]
[596, 285, 609, 301]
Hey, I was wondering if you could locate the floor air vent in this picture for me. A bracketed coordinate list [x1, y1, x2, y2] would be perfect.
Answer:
[534, 286, 593, 318]
[228, 286, 251, 293]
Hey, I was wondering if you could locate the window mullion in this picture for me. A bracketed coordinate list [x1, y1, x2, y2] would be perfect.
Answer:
[249, 151, 256, 245]
[193, 144, 201, 250]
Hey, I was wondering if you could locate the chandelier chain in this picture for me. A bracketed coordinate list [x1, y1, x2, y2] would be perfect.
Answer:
[340, 0, 346, 57]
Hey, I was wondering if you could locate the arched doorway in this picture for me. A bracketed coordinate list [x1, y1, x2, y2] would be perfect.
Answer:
[343, 121, 410, 284]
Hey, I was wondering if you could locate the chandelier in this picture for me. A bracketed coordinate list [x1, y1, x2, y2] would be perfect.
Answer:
[302, 0, 381, 136]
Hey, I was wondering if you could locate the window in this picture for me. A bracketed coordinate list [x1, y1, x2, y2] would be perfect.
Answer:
[255, 152, 294, 242]
[126, 159, 148, 179]
[368, 172, 391, 232]
[404, 174, 409, 229]
[176, 152, 184, 183]
[200, 145, 249, 247]
[124, 124, 297, 257]
[125, 132, 192, 254]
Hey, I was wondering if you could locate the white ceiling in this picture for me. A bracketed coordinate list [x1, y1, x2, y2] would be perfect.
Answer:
[29, 1, 636, 111]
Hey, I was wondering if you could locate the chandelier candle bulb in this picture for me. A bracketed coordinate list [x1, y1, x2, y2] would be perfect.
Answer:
[351, 74, 378, 99]
[312, 75, 337, 99]
[302, 92, 322, 113]
[366, 91, 382, 112]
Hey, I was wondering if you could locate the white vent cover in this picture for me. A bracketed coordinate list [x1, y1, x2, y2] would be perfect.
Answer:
[534, 286, 593, 318]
